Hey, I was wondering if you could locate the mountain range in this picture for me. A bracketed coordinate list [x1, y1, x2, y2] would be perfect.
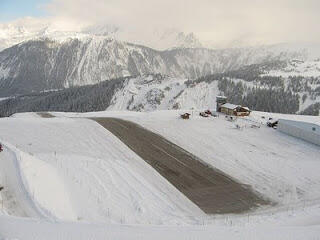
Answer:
[0, 36, 310, 97]
[1, 58, 320, 117]
[0, 21, 203, 51]
[0, 24, 320, 115]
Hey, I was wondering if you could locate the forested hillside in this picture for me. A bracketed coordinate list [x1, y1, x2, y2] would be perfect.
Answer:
[0, 76, 127, 117]
[1, 61, 319, 117]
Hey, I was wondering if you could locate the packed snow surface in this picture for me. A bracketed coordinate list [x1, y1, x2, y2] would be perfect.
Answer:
[1, 110, 320, 239]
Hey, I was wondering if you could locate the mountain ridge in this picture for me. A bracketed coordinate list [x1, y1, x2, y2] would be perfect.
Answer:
[0, 36, 307, 96]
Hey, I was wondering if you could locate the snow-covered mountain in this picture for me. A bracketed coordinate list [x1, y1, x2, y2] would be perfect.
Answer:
[83, 26, 203, 50]
[144, 29, 203, 50]
[0, 36, 307, 96]
[0, 18, 85, 51]
[0, 20, 203, 51]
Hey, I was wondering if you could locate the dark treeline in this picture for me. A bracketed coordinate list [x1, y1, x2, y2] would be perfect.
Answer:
[217, 78, 300, 114]
[186, 60, 286, 86]
[0, 63, 319, 116]
[0, 76, 128, 117]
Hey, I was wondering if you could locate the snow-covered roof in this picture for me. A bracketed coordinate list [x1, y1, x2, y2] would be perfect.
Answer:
[220, 103, 240, 110]
[279, 119, 320, 135]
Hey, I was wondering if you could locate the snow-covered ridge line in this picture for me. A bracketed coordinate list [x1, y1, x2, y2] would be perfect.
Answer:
[0, 21, 203, 51]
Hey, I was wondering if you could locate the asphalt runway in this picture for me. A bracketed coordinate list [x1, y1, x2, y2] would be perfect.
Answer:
[92, 117, 269, 214]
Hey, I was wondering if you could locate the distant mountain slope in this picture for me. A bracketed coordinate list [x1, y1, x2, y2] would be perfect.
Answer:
[1, 66, 319, 117]
[0, 37, 305, 96]
[0, 76, 127, 117]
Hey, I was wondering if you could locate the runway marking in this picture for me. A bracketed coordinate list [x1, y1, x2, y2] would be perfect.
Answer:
[151, 143, 188, 168]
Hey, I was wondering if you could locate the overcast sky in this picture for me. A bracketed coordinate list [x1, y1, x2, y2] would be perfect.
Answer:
[1, 0, 320, 48]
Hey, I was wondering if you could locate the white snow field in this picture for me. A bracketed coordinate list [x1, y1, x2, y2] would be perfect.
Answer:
[1, 110, 320, 239]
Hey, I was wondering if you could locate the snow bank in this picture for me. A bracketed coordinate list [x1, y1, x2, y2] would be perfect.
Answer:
[0, 143, 45, 218]
[0, 142, 75, 220]
[17, 150, 76, 220]
[10, 112, 41, 118]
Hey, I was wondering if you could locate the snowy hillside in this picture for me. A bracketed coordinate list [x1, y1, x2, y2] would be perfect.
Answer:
[1, 110, 320, 239]
[1, 70, 320, 117]
[108, 71, 320, 115]
[107, 75, 220, 111]
[265, 59, 320, 78]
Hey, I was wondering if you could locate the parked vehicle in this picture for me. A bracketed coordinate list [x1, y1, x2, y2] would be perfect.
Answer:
[199, 112, 209, 117]
[204, 110, 212, 115]
[267, 120, 278, 128]
[0, 143, 3, 152]
[180, 113, 191, 119]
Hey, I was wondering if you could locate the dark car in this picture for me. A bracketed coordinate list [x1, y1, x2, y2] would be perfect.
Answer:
[267, 120, 278, 128]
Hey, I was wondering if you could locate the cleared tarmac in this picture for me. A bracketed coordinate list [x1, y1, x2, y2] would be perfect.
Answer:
[92, 117, 269, 214]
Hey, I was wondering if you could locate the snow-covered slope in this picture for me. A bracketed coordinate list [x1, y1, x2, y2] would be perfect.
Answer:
[107, 75, 220, 111]
[1, 110, 320, 239]
[265, 59, 320, 78]
[106, 72, 320, 115]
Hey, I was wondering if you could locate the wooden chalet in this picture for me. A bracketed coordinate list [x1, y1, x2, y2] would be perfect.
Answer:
[220, 103, 251, 116]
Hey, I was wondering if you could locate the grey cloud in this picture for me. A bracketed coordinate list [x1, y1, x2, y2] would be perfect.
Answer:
[6, 0, 320, 48]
